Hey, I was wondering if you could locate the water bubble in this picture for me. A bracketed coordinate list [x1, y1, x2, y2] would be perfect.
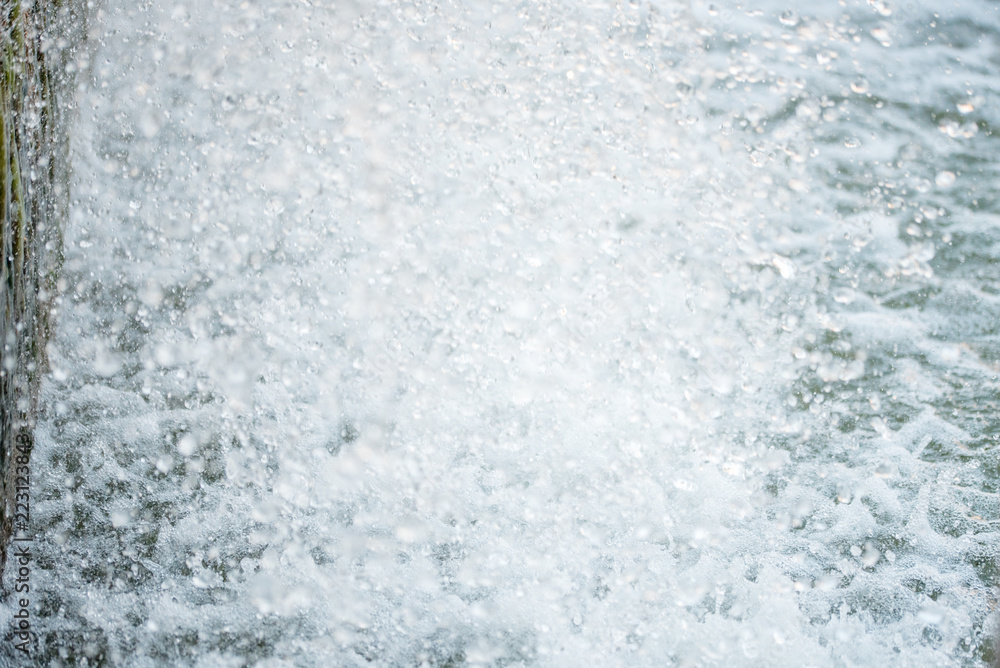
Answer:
[843, 137, 861, 148]
[935, 170, 956, 187]
[110, 509, 133, 528]
[772, 255, 797, 278]
[850, 79, 869, 94]
[155, 456, 174, 474]
[154, 344, 175, 367]
[139, 281, 163, 307]
[861, 542, 880, 567]
[836, 484, 853, 504]
[788, 179, 808, 193]
[177, 434, 198, 457]
[870, 28, 891, 46]
[816, 50, 837, 66]
[139, 109, 163, 137]
[937, 119, 975, 138]
[874, 462, 895, 478]
[918, 604, 945, 625]
[745, 104, 766, 125]
[780, 313, 800, 331]
[94, 349, 122, 377]
[396, 516, 429, 543]
[779, 10, 799, 27]
[832, 287, 855, 304]
[869, 0, 893, 17]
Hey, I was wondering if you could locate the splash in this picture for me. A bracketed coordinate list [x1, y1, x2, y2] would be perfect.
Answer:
[6, 0, 1000, 665]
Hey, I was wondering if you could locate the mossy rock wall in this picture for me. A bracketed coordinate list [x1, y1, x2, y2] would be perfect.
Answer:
[1, 0, 81, 576]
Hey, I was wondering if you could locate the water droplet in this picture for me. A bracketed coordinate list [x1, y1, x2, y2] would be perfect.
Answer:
[870, 27, 891, 46]
[836, 484, 853, 504]
[111, 509, 133, 528]
[139, 281, 163, 307]
[156, 456, 174, 474]
[918, 604, 945, 625]
[869, 0, 893, 17]
[832, 287, 855, 304]
[875, 462, 895, 478]
[396, 516, 428, 543]
[772, 255, 797, 278]
[861, 542, 880, 567]
[844, 137, 861, 148]
[94, 349, 122, 377]
[177, 434, 198, 457]
[154, 344, 175, 367]
[935, 170, 956, 187]
[139, 109, 163, 137]
[816, 50, 837, 66]
[779, 10, 799, 27]
[745, 104, 765, 125]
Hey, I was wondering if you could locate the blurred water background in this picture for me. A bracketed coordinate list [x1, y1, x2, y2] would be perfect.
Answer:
[4, 0, 1000, 665]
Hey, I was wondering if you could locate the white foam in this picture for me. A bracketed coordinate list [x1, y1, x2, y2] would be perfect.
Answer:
[6, 0, 1000, 665]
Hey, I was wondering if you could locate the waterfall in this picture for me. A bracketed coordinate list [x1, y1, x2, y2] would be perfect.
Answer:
[5, 0, 1000, 665]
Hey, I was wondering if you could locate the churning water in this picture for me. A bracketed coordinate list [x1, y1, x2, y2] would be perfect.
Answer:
[5, 0, 1000, 665]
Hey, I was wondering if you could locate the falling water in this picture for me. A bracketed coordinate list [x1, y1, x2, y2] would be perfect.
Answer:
[3, 0, 1000, 665]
